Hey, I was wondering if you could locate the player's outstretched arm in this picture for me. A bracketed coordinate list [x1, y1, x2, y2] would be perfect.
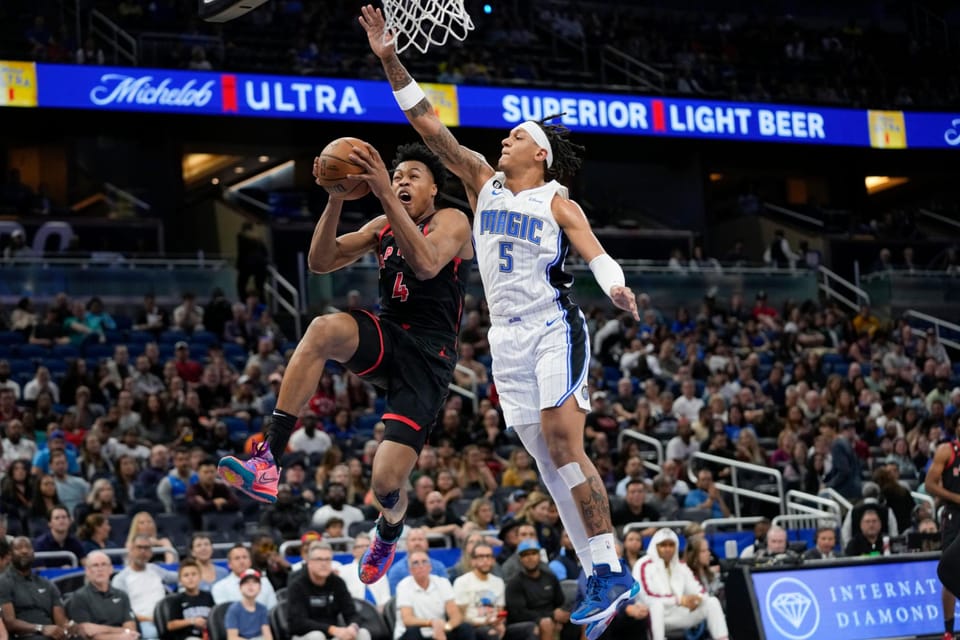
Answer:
[553, 197, 640, 320]
[347, 142, 473, 280]
[359, 5, 494, 195]
[307, 155, 382, 274]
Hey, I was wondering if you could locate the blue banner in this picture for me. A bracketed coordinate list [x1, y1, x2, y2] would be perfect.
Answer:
[751, 558, 941, 640]
[18, 62, 960, 149]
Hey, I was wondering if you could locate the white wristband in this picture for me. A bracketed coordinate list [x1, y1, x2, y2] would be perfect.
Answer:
[393, 81, 426, 111]
[589, 253, 626, 297]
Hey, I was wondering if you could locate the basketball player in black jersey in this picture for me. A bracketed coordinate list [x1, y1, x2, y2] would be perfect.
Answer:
[926, 420, 960, 640]
[218, 141, 473, 582]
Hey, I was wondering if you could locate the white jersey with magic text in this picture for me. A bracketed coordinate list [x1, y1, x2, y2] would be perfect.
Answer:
[473, 171, 573, 320]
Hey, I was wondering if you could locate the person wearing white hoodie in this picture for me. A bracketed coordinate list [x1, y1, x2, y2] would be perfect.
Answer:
[633, 528, 729, 640]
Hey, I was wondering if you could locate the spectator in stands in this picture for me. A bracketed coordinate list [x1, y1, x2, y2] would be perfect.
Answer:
[406, 476, 435, 521]
[753, 526, 791, 562]
[236, 223, 269, 303]
[165, 559, 214, 640]
[684, 469, 730, 519]
[65, 386, 105, 430]
[186, 458, 239, 530]
[4, 230, 35, 261]
[614, 455, 645, 497]
[116, 431, 152, 471]
[111, 534, 178, 639]
[499, 523, 548, 583]
[665, 418, 699, 467]
[872, 248, 895, 273]
[0, 537, 69, 640]
[504, 539, 567, 640]
[0, 362, 21, 400]
[2, 420, 36, 469]
[456, 445, 497, 498]
[223, 303, 256, 349]
[74, 478, 122, 523]
[259, 484, 311, 540]
[336, 533, 391, 608]
[454, 343, 488, 390]
[172, 294, 203, 334]
[28, 475, 60, 525]
[48, 450, 88, 516]
[288, 415, 331, 460]
[394, 550, 470, 640]
[188, 534, 228, 592]
[387, 528, 448, 593]
[411, 491, 463, 545]
[803, 527, 840, 560]
[223, 569, 272, 640]
[452, 542, 505, 639]
[287, 541, 370, 640]
[844, 507, 885, 556]
[78, 433, 114, 484]
[22, 367, 58, 404]
[612, 480, 659, 535]
[112, 455, 139, 507]
[840, 482, 898, 546]
[65, 550, 139, 638]
[132, 294, 168, 336]
[33, 504, 84, 568]
[32, 429, 79, 476]
[212, 544, 277, 608]
[515, 493, 560, 557]
[245, 337, 283, 379]
[460, 498, 499, 544]
[820, 414, 862, 501]
[499, 449, 535, 489]
[647, 475, 679, 521]
[29, 307, 68, 347]
[634, 529, 729, 640]
[77, 514, 114, 554]
[124, 513, 175, 564]
[1, 459, 32, 529]
[156, 447, 198, 513]
[684, 534, 721, 597]
[249, 534, 291, 591]
[173, 342, 203, 384]
[310, 482, 363, 532]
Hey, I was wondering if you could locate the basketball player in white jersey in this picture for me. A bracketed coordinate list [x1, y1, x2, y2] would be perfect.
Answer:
[361, 7, 641, 638]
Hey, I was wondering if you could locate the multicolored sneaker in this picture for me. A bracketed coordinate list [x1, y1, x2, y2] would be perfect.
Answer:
[359, 525, 398, 584]
[570, 559, 640, 624]
[584, 610, 617, 640]
[217, 441, 279, 503]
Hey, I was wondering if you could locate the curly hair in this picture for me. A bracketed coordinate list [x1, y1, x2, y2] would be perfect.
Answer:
[535, 114, 585, 184]
[392, 142, 447, 191]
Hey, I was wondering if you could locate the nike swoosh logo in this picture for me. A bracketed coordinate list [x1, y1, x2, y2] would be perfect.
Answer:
[545, 316, 563, 327]
[257, 471, 278, 484]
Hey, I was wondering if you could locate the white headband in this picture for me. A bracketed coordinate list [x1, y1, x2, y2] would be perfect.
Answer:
[517, 121, 553, 168]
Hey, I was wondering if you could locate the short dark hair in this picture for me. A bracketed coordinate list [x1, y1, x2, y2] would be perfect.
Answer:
[393, 142, 447, 191]
[47, 504, 69, 521]
[532, 115, 585, 184]
[179, 558, 200, 573]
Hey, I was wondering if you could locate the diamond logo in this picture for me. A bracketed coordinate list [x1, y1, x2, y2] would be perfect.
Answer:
[771, 592, 811, 628]
[764, 577, 820, 640]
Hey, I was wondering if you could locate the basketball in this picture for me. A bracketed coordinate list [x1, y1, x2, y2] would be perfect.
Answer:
[315, 137, 370, 200]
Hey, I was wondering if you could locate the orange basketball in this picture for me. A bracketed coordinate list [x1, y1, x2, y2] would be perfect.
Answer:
[315, 137, 370, 200]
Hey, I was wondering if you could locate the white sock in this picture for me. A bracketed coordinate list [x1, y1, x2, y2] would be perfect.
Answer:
[588, 533, 620, 570]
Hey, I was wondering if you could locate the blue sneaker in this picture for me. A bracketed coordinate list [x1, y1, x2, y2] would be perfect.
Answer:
[359, 523, 397, 584]
[584, 611, 617, 640]
[571, 559, 640, 624]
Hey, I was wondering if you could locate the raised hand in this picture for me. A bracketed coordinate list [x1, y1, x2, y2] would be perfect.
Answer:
[610, 285, 640, 320]
[359, 4, 396, 59]
[347, 143, 393, 199]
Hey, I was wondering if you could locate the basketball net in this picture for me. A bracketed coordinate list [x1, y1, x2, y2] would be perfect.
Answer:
[381, 0, 474, 55]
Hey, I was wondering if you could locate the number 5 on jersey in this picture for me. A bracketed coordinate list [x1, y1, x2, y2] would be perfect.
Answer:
[499, 242, 513, 273]
[392, 273, 409, 301]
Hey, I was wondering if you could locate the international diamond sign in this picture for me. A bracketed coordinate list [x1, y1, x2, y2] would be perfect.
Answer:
[752, 558, 940, 640]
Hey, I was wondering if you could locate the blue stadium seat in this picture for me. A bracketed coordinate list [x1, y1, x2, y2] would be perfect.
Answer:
[7, 359, 33, 375]
[374, 397, 387, 414]
[83, 343, 114, 359]
[102, 330, 123, 344]
[603, 366, 620, 385]
[833, 363, 850, 377]
[51, 344, 80, 359]
[0, 331, 24, 345]
[356, 413, 382, 436]
[221, 416, 249, 440]
[222, 343, 245, 359]
[15, 344, 48, 359]
[158, 330, 185, 344]
[0, 346, 10, 359]
[189, 345, 208, 360]
[860, 363, 872, 377]
[126, 342, 147, 357]
[127, 330, 155, 344]
[13, 371, 32, 387]
[40, 359, 68, 377]
[190, 330, 218, 345]
[113, 315, 133, 331]
[822, 353, 846, 366]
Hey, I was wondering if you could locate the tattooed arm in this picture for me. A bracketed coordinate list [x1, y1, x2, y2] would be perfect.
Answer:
[360, 4, 495, 201]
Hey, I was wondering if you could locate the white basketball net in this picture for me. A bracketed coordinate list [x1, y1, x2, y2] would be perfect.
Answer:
[381, 0, 475, 55]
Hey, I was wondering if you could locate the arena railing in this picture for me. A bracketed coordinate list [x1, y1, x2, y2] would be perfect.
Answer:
[818, 265, 870, 312]
[451, 365, 479, 414]
[279, 537, 354, 558]
[101, 546, 180, 564]
[772, 512, 841, 531]
[688, 451, 786, 518]
[622, 520, 694, 535]
[903, 309, 960, 351]
[266, 264, 302, 338]
[911, 491, 935, 511]
[34, 551, 79, 568]
[701, 516, 766, 533]
[617, 429, 664, 474]
[786, 489, 844, 526]
[820, 488, 854, 515]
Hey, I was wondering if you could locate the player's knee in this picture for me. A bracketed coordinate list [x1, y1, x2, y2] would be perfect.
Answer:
[374, 488, 400, 510]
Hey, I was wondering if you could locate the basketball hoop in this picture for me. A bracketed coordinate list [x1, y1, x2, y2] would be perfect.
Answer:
[381, 0, 474, 55]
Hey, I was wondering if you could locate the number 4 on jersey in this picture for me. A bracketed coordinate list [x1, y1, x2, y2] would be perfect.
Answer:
[392, 273, 409, 301]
